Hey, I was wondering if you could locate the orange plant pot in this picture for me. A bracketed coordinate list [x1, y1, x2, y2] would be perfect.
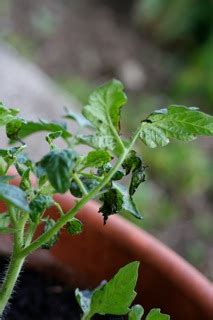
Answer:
[0, 170, 212, 320]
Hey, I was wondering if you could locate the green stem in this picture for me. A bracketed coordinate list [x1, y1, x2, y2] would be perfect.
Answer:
[73, 173, 88, 195]
[0, 255, 25, 317]
[18, 127, 141, 259]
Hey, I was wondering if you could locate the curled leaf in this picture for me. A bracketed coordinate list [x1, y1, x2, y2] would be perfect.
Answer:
[41, 218, 59, 249]
[66, 218, 83, 235]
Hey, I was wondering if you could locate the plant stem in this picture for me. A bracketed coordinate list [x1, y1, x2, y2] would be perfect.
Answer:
[18, 127, 141, 258]
[0, 254, 25, 318]
[73, 173, 88, 195]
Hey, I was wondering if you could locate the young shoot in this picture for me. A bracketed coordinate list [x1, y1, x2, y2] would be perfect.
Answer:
[0, 80, 212, 318]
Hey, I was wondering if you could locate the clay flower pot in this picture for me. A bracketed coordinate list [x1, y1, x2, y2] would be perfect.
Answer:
[0, 170, 212, 320]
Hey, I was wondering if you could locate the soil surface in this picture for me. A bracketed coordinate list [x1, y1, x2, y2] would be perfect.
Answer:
[0, 257, 124, 320]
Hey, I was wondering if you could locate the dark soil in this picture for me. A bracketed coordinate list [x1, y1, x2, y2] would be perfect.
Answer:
[0, 257, 124, 320]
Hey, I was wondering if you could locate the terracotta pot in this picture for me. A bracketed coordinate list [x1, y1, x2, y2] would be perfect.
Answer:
[0, 170, 212, 320]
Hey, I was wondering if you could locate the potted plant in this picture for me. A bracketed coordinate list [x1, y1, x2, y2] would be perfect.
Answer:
[0, 80, 212, 319]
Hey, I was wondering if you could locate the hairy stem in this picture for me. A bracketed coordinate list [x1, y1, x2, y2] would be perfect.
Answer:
[0, 254, 25, 317]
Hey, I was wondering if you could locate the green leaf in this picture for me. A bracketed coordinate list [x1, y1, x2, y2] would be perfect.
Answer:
[145, 309, 170, 320]
[41, 218, 59, 249]
[78, 134, 116, 151]
[16, 120, 71, 140]
[0, 103, 19, 126]
[46, 131, 62, 147]
[0, 213, 10, 228]
[0, 227, 15, 234]
[83, 150, 112, 168]
[70, 177, 98, 198]
[64, 108, 93, 127]
[82, 80, 127, 151]
[122, 150, 143, 175]
[129, 168, 146, 197]
[37, 149, 78, 193]
[6, 118, 25, 140]
[29, 195, 53, 223]
[99, 182, 142, 224]
[97, 163, 124, 181]
[128, 305, 144, 320]
[0, 183, 30, 212]
[76, 261, 139, 319]
[99, 188, 123, 224]
[66, 218, 83, 235]
[0, 176, 15, 183]
[113, 182, 143, 220]
[19, 167, 31, 191]
[140, 106, 213, 148]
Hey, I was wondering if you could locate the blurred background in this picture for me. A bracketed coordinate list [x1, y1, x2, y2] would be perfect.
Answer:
[0, 0, 212, 279]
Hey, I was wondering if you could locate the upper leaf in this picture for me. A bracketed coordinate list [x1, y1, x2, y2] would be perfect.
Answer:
[37, 149, 78, 193]
[140, 105, 213, 148]
[82, 150, 112, 169]
[78, 134, 116, 151]
[82, 80, 127, 151]
[0, 183, 30, 212]
[15, 120, 71, 140]
[76, 261, 139, 319]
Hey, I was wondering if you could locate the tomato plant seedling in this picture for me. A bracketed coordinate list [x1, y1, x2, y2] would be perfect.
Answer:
[0, 80, 212, 318]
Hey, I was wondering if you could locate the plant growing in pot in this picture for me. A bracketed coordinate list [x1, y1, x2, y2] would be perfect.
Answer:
[0, 80, 212, 319]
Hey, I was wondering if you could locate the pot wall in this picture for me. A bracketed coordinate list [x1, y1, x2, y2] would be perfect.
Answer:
[0, 172, 212, 320]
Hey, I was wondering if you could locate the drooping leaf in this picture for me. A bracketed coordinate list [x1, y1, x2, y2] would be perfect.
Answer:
[122, 150, 142, 175]
[0, 183, 30, 212]
[64, 108, 93, 127]
[0, 103, 19, 126]
[41, 218, 59, 249]
[76, 261, 139, 319]
[66, 218, 83, 235]
[128, 305, 144, 320]
[82, 80, 127, 151]
[145, 309, 170, 320]
[29, 195, 53, 223]
[129, 167, 146, 197]
[99, 188, 123, 224]
[37, 149, 78, 193]
[82, 150, 112, 169]
[140, 106, 213, 148]
[113, 182, 143, 220]
[99, 182, 143, 223]
[16, 120, 71, 140]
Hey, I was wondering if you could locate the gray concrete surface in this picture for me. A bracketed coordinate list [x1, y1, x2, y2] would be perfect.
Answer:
[0, 43, 80, 159]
